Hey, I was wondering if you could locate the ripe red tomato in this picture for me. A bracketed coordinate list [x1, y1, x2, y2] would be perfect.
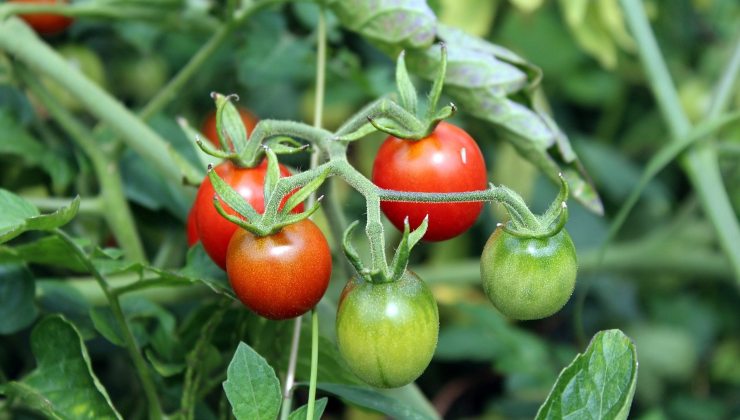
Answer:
[201, 107, 258, 147]
[226, 219, 332, 320]
[186, 207, 198, 247]
[13, 0, 73, 35]
[372, 121, 488, 241]
[194, 160, 303, 269]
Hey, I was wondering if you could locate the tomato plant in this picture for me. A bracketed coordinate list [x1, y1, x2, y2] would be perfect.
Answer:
[336, 271, 439, 388]
[13, 0, 72, 35]
[226, 219, 331, 320]
[194, 160, 302, 269]
[480, 226, 578, 320]
[372, 121, 488, 241]
[202, 106, 258, 147]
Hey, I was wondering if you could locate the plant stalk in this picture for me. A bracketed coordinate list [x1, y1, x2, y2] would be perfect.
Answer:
[620, 0, 740, 282]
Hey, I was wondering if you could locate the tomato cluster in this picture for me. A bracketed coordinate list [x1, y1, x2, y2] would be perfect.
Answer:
[188, 110, 577, 389]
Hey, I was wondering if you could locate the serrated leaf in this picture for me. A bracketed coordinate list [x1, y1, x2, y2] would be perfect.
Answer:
[0, 264, 38, 334]
[315, 383, 439, 420]
[222, 342, 282, 420]
[288, 397, 328, 420]
[0, 190, 79, 244]
[327, 0, 436, 50]
[4, 316, 122, 419]
[535, 329, 638, 420]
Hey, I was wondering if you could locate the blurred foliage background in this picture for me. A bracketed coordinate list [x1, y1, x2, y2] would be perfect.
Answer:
[1, 0, 739, 419]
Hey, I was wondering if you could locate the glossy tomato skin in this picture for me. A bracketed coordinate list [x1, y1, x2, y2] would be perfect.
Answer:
[226, 219, 332, 320]
[202, 107, 258, 147]
[186, 207, 198, 247]
[14, 0, 73, 35]
[336, 271, 439, 388]
[480, 227, 577, 320]
[372, 122, 488, 241]
[194, 160, 302, 269]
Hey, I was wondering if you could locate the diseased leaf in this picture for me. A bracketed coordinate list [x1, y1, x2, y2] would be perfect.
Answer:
[222, 342, 282, 420]
[0, 264, 38, 334]
[3, 316, 122, 419]
[536, 329, 638, 420]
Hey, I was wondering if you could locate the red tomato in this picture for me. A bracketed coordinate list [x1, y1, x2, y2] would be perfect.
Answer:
[201, 107, 258, 147]
[194, 160, 303, 269]
[226, 219, 332, 320]
[186, 207, 198, 247]
[13, 0, 73, 35]
[372, 122, 488, 241]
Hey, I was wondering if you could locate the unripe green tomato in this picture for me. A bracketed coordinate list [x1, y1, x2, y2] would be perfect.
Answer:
[480, 227, 577, 320]
[336, 271, 439, 388]
[114, 55, 169, 102]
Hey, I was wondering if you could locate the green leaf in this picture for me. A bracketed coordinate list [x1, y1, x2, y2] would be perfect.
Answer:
[4, 316, 122, 419]
[222, 342, 282, 420]
[0, 191, 79, 244]
[0, 110, 73, 193]
[288, 397, 328, 420]
[315, 383, 439, 420]
[327, 0, 436, 50]
[280, 168, 330, 216]
[0, 264, 38, 334]
[0, 235, 88, 272]
[535, 329, 638, 420]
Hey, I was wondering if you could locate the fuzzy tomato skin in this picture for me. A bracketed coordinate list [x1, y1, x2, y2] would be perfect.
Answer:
[193, 161, 303, 269]
[480, 227, 577, 320]
[202, 107, 258, 147]
[226, 219, 332, 320]
[336, 271, 439, 388]
[13, 0, 73, 35]
[372, 122, 488, 241]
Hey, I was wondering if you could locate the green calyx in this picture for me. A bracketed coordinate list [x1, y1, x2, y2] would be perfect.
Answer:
[337, 43, 455, 142]
[498, 174, 570, 239]
[343, 216, 429, 284]
[208, 148, 329, 237]
[195, 93, 310, 169]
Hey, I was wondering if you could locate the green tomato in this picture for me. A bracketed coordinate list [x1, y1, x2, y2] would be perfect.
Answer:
[336, 271, 439, 388]
[480, 227, 577, 320]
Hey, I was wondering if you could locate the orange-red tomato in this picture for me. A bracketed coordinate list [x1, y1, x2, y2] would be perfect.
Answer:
[201, 107, 258, 147]
[193, 161, 303, 270]
[372, 122, 488, 241]
[186, 207, 198, 247]
[13, 0, 73, 35]
[226, 219, 332, 320]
